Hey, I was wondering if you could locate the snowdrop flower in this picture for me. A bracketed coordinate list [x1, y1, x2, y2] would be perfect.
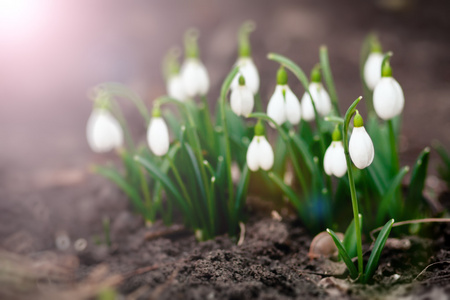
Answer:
[364, 52, 384, 90]
[167, 74, 187, 101]
[163, 48, 187, 101]
[180, 29, 209, 98]
[373, 59, 404, 120]
[231, 57, 259, 95]
[231, 21, 260, 94]
[323, 126, 347, 177]
[267, 67, 301, 126]
[349, 112, 374, 169]
[147, 107, 169, 156]
[301, 66, 332, 122]
[86, 99, 123, 153]
[246, 121, 274, 171]
[230, 75, 254, 117]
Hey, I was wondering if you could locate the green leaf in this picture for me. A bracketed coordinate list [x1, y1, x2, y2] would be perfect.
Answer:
[234, 165, 250, 216]
[93, 165, 149, 218]
[376, 166, 409, 224]
[268, 172, 305, 221]
[134, 155, 190, 215]
[343, 214, 362, 259]
[327, 229, 359, 279]
[363, 219, 394, 283]
[183, 143, 208, 206]
[319, 46, 341, 115]
[405, 147, 430, 216]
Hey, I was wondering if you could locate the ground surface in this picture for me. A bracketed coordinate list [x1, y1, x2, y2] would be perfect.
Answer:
[2, 215, 450, 299]
[1, 0, 450, 299]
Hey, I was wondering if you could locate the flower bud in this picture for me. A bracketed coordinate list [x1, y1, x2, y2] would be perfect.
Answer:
[231, 57, 260, 95]
[363, 52, 384, 90]
[373, 60, 404, 120]
[267, 67, 301, 126]
[147, 108, 170, 156]
[230, 75, 254, 117]
[301, 82, 331, 121]
[246, 121, 274, 171]
[86, 107, 123, 153]
[323, 126, 347, 177]
[349, 112, 374, 169]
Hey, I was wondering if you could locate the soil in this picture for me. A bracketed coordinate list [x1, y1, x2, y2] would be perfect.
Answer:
[2, 213, 450, 299]
[1, 0, 450, 299]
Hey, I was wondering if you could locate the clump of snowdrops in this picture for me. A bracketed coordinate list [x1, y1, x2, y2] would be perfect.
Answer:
[87, 24, 437, 282]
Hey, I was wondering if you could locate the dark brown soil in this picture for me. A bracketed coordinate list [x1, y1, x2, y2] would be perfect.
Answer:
[2, 213, 450, 299]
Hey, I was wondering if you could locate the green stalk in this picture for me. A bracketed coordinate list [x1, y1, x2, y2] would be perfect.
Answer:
[94, 82, 150, 124]
[342, 96, 364, 276]
[200, 95, 215, 150]
[319, 46, 341, 116]
[220, 66, 240, 202]
[387, 119, 399, 173]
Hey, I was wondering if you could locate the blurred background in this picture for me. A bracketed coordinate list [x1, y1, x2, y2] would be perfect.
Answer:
[1, 0, 449, 252]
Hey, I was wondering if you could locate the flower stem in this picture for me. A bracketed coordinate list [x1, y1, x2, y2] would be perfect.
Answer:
[387, 119, 399, 173]
[343, 96, 364, 277]
[200, 95, 215, 151]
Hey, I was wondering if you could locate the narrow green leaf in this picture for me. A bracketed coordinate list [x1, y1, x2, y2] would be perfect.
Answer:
[93, 165, 148, 218]
[343, 214, 362, 259]
[183, 143, 208, 205]
[234, 165, 250, 214]
[364, 219, 394, 283]
[405, 148, 430, 214]
[376, 166, 409, 224]
[134, 155, 190, 215]
[268, 172, 305, 220]
[327, 229, 359, 279]
[319, 46, 341, 115]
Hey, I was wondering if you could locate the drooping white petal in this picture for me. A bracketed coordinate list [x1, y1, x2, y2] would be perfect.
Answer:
[318, 86, 332, 117]
[230, 85, 254, 117]
[231, 57, 260, 94]
[323, 143, 334, 176]
[267, 85, 286, 126]
[284, 86, 302, 125]
[300, 91, 315, 122]
[257, 136, 274, 171]
[180, 58, 210, 98]
[167, 75, 187, 102]
[301, 82, 332, 121]
[331, 141, 347, 178]
[246, 136, 260, 171]
[364, 52, 384, 90]
[349, 126, 374, 169]
[373, 77, 404, 120]
[147, 117, 170, 156]
[86, 109, 123, 153]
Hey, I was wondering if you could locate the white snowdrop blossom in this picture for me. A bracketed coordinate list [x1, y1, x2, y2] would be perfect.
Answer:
[349, 114, 374, 169]
[324, 141, 347, 178]
[180, 58, 210, 98]
[86, 108, 123, 153]
[267, 84, 301, 126]
[147, 116, 170, 157]
[230, 76, 254, 117]
[231, 57, 260, 95]
[363, 52, 384, 90]
[301, 82, 332, 122]
[246, 135, 274, 171]
[167, 74, 187, 102]
[373, 73, 404, 120]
